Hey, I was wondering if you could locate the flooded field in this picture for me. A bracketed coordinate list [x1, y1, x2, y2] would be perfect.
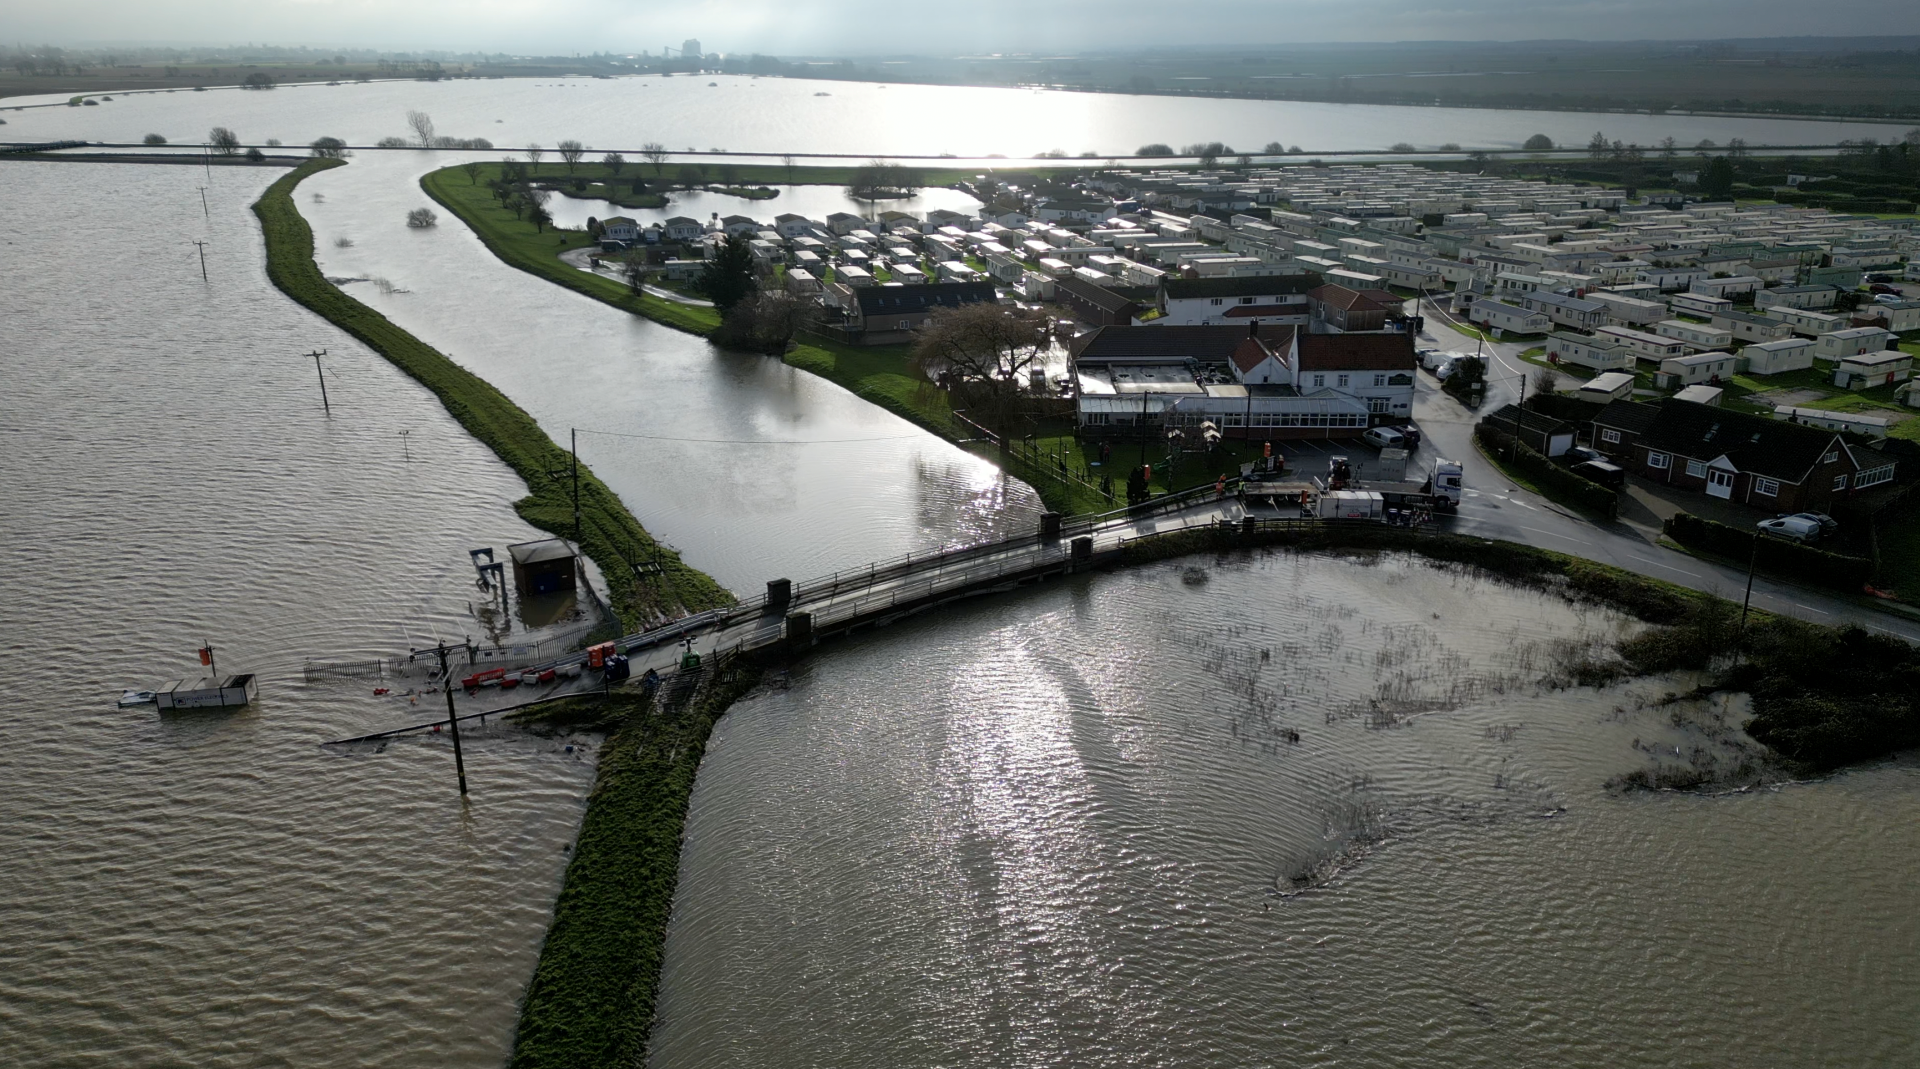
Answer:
[653, 552, 1920, 1069]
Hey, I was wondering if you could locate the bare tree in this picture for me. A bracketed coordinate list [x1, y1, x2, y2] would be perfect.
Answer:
[309, 136, 349, 159]
[622, 251, 650, 294]
[782, 153, 796, 183]
[1726, 137, 1748, 159]
[716, 290, 818, 355]
[209, 126, 240, 155]
[602, 152, 626, 179]
[460, 159, 483, 184]
[1659, 136, 1677, 159]
[525, 143, 545, 171]
[1531, 366, 1558, 398]
[641, 142, 669, 176]
[406, 207, 438, 228]
[557, 139, 585, 173]
[407, 110, 434, 149]
[912, 303, 1051, 428]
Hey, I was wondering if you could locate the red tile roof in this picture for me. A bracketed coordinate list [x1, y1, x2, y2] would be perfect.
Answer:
[1308, 284, 1387, 313]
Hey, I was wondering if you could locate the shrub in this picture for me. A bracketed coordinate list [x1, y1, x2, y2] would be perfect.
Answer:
[143, 133, 167, 145]
[406, 207, 438, 228]
[1662, 512, 1872, 591]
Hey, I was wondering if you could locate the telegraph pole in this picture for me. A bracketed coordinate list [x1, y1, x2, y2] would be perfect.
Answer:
[191, 240, 209, 282]
[197, 185, 209, 219]
[418, 640, 470, 796]
[1737, 532, 1760, 651]
[306, 349, 330, 415]
[571, 428, 581, 543]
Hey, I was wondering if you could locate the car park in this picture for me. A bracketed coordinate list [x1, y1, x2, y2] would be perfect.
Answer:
[1757, 515, 1824, 543]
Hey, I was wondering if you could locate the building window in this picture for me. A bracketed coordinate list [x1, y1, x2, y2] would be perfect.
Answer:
[1647, 452, 1670, 470]
[1824, 451, 1840, 464]
[1372, 373, 1386, 387]
[1834, 474, 1848, 491]
[1857, 464, 1895, 489]
[1337, 374, 1350, 388]
[1240, 297, 1255, 304]
[1368, 397, 1391, 413]
[1686, 459, 1708, 479]
[1312, 374, 1325, 387]
[1210, 297, 1224, 306]
[1755, 478, 1779, 496]
[1085, 412, 1111, 426]
[1600, 428, 1621, 444]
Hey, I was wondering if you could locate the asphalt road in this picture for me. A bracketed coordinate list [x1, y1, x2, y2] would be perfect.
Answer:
[1272, 297, 1920, 644]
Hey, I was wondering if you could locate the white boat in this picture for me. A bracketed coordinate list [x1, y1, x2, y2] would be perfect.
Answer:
[117, 689, 157, 707]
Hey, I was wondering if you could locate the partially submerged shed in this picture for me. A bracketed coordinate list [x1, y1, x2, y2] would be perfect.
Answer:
[508, 538, 579, 598]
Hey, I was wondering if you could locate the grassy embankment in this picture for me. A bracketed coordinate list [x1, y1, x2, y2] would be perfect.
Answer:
[253, 159, 732, 626]
[422, 162, 1133, 513]
[505, 660, 762, 1069]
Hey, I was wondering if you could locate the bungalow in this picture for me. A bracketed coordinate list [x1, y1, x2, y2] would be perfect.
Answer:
[599, 215, 640, 247]
[1668, 292, 1734, 319]
[1710, 309, 1796, 345]
[1587, 289, 1668, 327]
[1689, 274, 1763, 300]
[1057, 276, 1143, 326]
[825, 212, 869, 236]
[1636, 265, 1707, 292]
[1832, 350, 1913, 390]
[1743, 337, 1818, 376]
[1466, 297, 1551, 335]
[1815, 326, 1896, 362]
[1656, 351, 1737, 388]
[1595, 324, 1689, 362]
[1577, 372, 1637, 403]
[1754, 284, 1838, 311]
[1544, 331, 1636, 373]
[1858, 299, 1920, 334]
[662, 216, 705, 242]
[922, 208, 971, 232]
[842, 281, 996, 344]
[1519, 290, 1610, 330]
[1155, 275, 1319, 327]
[1655, 319, 1735, 352]
[1627, 399, 1894, 510]
[720, 214, 759, 237]
[1590, 398, 1662, 460]
[1761, 306, 1848, 338]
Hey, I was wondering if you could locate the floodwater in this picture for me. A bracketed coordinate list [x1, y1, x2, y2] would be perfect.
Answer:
[296, 153, 1044, 592]
[0, 162, 603, 1066]
[4, 72, 1907, 159]
[654, 552, 1920, 1068]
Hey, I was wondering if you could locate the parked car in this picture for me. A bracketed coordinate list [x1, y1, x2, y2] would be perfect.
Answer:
[1757, 515, 1824, 543]
[1785, 512, 1838, 535]
[1421, 349, 1465, 371]
[1869, 283, 1900, 295]
[1564, 445, 1606, 465]
[1363, 426, 1410, 450]
[1874, 292, 1905, 305]
[1393, 424, 1422, 448]
[1570, 459, 1626, 489]
[1865, 273, 1896, 284]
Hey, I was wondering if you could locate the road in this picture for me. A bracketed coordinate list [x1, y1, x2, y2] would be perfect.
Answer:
[1288, 294, 1920, 643]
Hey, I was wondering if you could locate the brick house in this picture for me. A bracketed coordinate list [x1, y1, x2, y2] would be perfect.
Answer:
[1622, 400, 1896, 511]
[1591, 399, 1661, 460]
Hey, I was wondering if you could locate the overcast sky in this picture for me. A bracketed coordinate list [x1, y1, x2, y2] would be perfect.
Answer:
[11, 0, 1920, 54]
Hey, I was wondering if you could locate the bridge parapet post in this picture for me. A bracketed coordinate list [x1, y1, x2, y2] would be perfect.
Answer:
[785, 611, 813, 651]
[1070, 536, 1093, 567]
[1040, 512, 1063, 542]
[766, 578, 792, 613]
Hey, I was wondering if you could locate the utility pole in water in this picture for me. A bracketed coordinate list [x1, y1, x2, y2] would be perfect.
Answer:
[415, 641, 471, 796]
[305, 349, 330, 415]
[190, 240, 209, 282]
[197, 185, 209, 219]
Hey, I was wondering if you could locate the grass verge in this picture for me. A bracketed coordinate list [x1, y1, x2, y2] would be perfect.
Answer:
[421, 163, 1095, 514]
[507, 663, 763, 1068]
[254, 159, 732, 625]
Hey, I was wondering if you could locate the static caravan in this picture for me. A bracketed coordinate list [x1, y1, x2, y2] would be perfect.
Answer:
[1816, 326, 1897, 362]
[1743, 337, 1817, 376]
[1595, 325, 1689, 362]
[1544, 331, 1635, 372]
[1577, 372, 1636, 403]
[1656, 351, 1737, 388]
[1655, 319, 1735, 352]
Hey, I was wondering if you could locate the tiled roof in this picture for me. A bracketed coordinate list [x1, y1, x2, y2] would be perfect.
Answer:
[1296, 333, 1415, 371]
[1163, 274, 1322, 300]
[1308, 284, 1387, 313]
[1056, 276, 1140, 314]
[855, 282, 996, 316]
[1638, 399, 1844, 483]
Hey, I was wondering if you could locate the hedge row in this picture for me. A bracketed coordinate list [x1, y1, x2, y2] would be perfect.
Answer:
[1474, 423, 1620, 519]
[1663, 511, 1873, 591]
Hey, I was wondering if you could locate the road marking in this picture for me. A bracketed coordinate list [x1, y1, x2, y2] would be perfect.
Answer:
[1627, 554, 1703, 579]
[1792, 604, 1831, 615]
[1519, 525, 1590, 546]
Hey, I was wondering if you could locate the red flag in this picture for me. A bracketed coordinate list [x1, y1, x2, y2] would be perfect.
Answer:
[198, 647, 212, 666]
